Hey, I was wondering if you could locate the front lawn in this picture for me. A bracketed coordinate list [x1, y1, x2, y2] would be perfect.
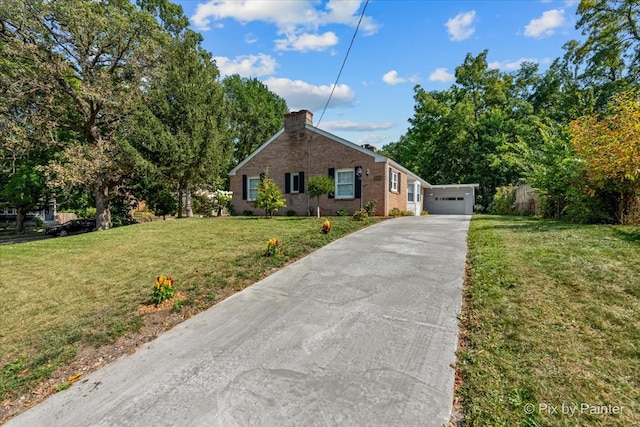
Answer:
[0, 216, 379, 412]
[458, 215, 640, 426]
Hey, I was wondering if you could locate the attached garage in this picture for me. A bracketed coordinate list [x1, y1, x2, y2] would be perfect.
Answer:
[424, 184, 479, 215]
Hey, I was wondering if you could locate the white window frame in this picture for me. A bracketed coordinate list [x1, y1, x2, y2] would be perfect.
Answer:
[290, 173, 300, 194]
[248, 176, 260, 201]
[335, 169, 355, 199]
[416, 183, 421, 203]
[390, 171, 398, 192]
[407, 183, 415, 202]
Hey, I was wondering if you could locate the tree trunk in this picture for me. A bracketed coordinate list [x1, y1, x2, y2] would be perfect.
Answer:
[95, 185, 112, 230]
[185, 186, 193, 218]
[15, 206, 29, 234]
[177, 184, 184, 218]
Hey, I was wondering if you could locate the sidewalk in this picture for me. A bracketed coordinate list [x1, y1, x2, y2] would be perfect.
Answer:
[7, 215, 471, 427]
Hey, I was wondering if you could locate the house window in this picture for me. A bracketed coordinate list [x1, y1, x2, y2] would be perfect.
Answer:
[416, 184, 421, 202]
[408, 184, 414, 202]
[335, 169, 354, 199]
[291, 173, 300, 193]
[248, 176, 260, 201]
[390, 171, 398, 192]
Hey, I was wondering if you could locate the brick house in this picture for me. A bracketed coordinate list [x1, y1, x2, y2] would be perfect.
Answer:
[228, 110, 429, 216]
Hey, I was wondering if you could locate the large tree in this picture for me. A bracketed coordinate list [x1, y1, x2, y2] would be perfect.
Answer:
[131, 29, 231, 218]
[222, 75, 289, 165]
[384, 51, 537, 207]
[0, 0, 168, 230]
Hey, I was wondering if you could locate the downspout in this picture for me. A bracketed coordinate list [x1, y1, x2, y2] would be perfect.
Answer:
[384, 160, 389, 217]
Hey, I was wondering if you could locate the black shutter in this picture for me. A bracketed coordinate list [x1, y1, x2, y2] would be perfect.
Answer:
[260, 172, 265, 181]
[285, 173, 291, 194]
[355, 166, 362, 199]
[242, 175, 247, 200]
[398, 173, 402, 194]
[299, 171, 305, 194]
[389, 167, 392, 191]
[328, 168, 335, 199]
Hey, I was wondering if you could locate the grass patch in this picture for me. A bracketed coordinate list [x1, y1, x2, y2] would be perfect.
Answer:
[0, 216, 379, 401]
[458, 215, 640, 426]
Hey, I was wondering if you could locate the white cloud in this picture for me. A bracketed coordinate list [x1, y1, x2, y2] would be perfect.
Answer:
[356, 134, 392, 145]
[191, 0, 378, 52]
[244, 33, 258, 44]
[429, 68, 455, 82]
[322, 121, 395, 132]
[488, 57, 552, 71]
[275, 31, 339, 52]
[382, 70, 418, 85]
[446, 11, 476, 41]
[524, 9, 565, 38]
[263, 77, 355, 111]
[213, 54, 277, 77]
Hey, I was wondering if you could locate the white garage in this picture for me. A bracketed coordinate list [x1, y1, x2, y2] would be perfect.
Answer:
[424, 184, 479, 215]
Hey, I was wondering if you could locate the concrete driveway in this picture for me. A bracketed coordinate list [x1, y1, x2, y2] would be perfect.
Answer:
[7, 215, 471, 427]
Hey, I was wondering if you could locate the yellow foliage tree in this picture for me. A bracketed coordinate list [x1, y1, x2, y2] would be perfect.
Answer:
[570, 91, 640, 223]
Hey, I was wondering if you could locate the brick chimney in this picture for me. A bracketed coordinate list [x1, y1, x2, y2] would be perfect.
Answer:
[284, 110, 313, 134]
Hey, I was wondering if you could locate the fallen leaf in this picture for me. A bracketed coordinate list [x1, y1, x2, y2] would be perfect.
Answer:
[68, 373, 82, 383]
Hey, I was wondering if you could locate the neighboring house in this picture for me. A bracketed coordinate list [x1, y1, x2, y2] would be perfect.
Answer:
[0, 201, 57, 224]
[229, 110, 477, 216]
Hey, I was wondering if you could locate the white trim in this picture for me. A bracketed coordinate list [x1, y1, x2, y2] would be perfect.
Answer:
[335, 168, 355, 199]
[247, 176, 260, 201]
[390, 170, 398, 192]
[290, 172, 300, 194]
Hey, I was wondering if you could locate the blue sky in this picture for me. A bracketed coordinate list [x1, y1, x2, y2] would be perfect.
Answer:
[175, 0, 582, 147]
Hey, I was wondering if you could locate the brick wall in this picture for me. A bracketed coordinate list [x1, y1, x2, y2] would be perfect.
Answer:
[230, 111, 411, 217]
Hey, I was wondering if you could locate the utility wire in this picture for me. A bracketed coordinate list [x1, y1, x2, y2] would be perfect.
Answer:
[315, 0, 370, 129]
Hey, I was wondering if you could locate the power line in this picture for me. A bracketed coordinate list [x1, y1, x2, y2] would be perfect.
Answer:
[315, 0, 370, 129]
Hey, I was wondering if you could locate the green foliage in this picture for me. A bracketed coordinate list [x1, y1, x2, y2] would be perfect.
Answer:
[223, 75, 289, 165]
[388, 208, 415, 217]
[363, 200, 377, 216]
[285, 209, 296, 216]
[146, 184, 178, 218]
[352, 209, 368, 221]
[488, 186, 517, 215]
[152, 275, 175, 305]
[242, 210, 253, 216]
[263, 237, 280, 257]
[191, 193, 215, 216]
[307, 175, 335, 213]
[255, 170, 286, 218]
[336, 209, 350, 216]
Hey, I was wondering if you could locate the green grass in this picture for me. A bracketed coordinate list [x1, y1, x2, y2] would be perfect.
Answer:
[0, 216, 380, 402]
[458, 215, 640, 426]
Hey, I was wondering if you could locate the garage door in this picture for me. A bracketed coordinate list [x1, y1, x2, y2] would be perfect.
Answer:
[430, 196, 466, 214]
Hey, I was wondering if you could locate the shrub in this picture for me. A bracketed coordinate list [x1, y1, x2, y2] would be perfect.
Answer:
[152, 275, 175, 305]
[421, 210, 429, 216]
[336, 209, 350, 216]
[364, 200, 377, 216]
[285, 209, 297, 216]
[255, 169, 286, 218]
[308, 175, 335, 216]
[353, 209, 368, 221]
[388, 208, 414, 217]
[389, 207, 401, 217]
[242, 210, 253, 216]
[488, 186, 517, 215]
